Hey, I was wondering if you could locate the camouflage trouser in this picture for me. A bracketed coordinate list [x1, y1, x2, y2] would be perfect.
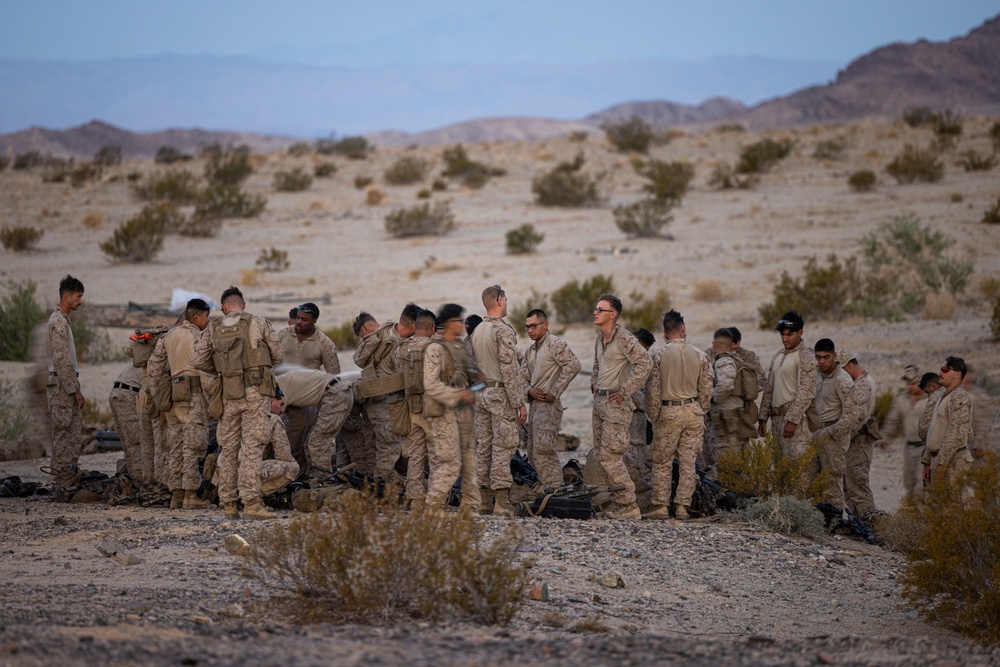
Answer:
[709, 408, 743, 457]
[527, 399, 564, 490]
[456, 406, 480, 510]
[304, 386, 351, 474]
[109, 386, 141, 479]
[933, 453, 972, 486]
[592, 395, 635, 506]
[136, 387, 164, 484]
[365, 398, 402, 480]
[844, 434, 876, 517]
[260, 458, 300, 495]
[217, 387, 269, 506]
[338, 411, 376, 475]
[770, 406, 810, 459]
[625, 409, 651, 492]
[650, 403, 704, 510]
[282, 405, 316, 472]
[46, 384, 81, 476]
[902, 442, 925, 497]
[808, 429, 848, 510]
[164, 391, 209, 492]
[475, 387, 519, 492]
[402, 412, 431, 503]
[427, 411, 461, 510]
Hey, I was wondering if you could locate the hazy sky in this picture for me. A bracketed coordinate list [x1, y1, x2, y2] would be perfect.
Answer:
[3, 1, 998, 66]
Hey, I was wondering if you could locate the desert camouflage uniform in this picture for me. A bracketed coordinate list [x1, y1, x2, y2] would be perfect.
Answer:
[644, 338, 712, 512]
[108, 363, 143, 478]
[338, 408, 376, 475]
[472, 316, 528, 492]
[625, 385, 652, 494]
[810, 366, 859, 510]
[967, 385, 995, 456]
[706, 346, 767, 394]
[353, 321, 403, 480]
[920, 386, 975, 484]
[524, 332, 581, 489]
[260, 413, 300, 495]
[710, 354, 745, 456]
[126, 337, 165, 484]
[759, 341, 817, 458]
[275, 367, 355, 473]
[394, 336, 432, 504]
[882, 390, 928, 497]
[194, 312, 282, 508]
[845, 371, 879, 517]
[423, 335, 470, 510]
[277, 326, 340, 471]
[45, 307, 82, 476]
[592, 325, 653, 508]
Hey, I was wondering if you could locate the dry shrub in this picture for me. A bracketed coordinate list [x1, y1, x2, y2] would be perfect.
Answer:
[441, 145, 504, 189]
[622, 288, 671, 331]
[313, 162, 337, 178]
[983, 197, 1000, 225]
[812, 137, 846, 160]
[736, 138, 795, 174]
[203, 143, 253, 186]
[921, 291, 957, 320]
[243, 489, 527, 625]
[82, 397, 113, 427]
[384, 202, 455, 238]
[256, 247, 290, 272]
[315, 135, 371, 159]
[1, 225, 44, 251]
[354, 175, 374, 190]
[550, 274, 614, 323]
[602, 115, 653, 154]
[532, 154, 604, 207]
[708, 163, 757, 190]
[957, 149, 996, 172]
[131, 169, 199, 203]
[0, 281, 47, 362]
[900, 455, 1000, 645]
[273, 167, 313, 192]
[506, 289, 551, 337]
[872, 507, 922, 555]
[81, 212, 104, 229]
[505, 224, 544, 255]
[365, 186, 384, 205]
[992, 294, 1000, 340]
[0, 378, 33, 457]
[692, 280, 724, 303]
[613, 199, 673, 238]
[885, 144, 944, 184]
[100, 212, 164, 263]
[194, 184, 266, 221]
[569, 617, 611, 634]
[873, 389, 894, 427]
[241, 268, 260, 287]
[323, 321, 357, 351]
[640, 159, 694, 206]
[730, 495, 826, 538]
[848, 169, 877, 192]
[716, 430, 821, 501]
[384, 155, 430, 185]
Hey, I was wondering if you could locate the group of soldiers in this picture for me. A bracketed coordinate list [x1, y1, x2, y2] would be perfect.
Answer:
[43, 275, 988, 523]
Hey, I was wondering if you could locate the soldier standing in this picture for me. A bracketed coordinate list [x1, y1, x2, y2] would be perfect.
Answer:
[757, 312, 817, 459]
[881, 365, 927, 499]
[643, 310, 711, 521]
[591, 294, 652, 521]
[524, 308, 581, 491]
[194, 287, 282, 520]
[108, 362, 143, 479]
[394, 309, 437, 509]
[46, 275, 85, 498]
[810, 339, 860, 518]
[920, 357, 975, 485]
[709, 328, 748, 460]
[471, 285, 528, 516]
[840, 351, 881, 520]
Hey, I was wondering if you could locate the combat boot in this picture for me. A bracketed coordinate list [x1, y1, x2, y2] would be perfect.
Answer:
[242, 502, 276, 520]
[642, 505, 671, 520]
[182, 490, 211, 510]
[408, 496, 425, 513]
[223, 503, 240, 520]
[492, 488, 515, 517]
[169, 489, 185, 509]
[478, 487, 493, 515]
[674, 505, 690, 521]
[601, 503, 642, 521]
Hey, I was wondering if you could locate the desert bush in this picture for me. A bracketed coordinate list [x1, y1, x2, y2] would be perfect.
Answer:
[0, 156, 9, 171]
[613, 199, 673, 238]
[385, 202, 456, 238]
[416, 189, 431, 199]
[900, 455, 1000, 645]
[315, 135, 372, 159]
[203, 144, 253, 186]
[550, 275, 615, 323]
[716, 430, 821, 501]
[568, 130, 589, 142]
[12, 151, 45, 170]
[507, 290, 551, 336]
[812, 137, 847, 160]
[81, 396, 113, 426]
[441, 145, 504, 189]
[176, 215, 223, 238]
[921, 292, 957, 320]
[313, 162, 337, 178]
[243, 488, 527, 624]
[957, 149, 996, 172]
[70, 162, 102, 188]
[132, 201, 186, 235]
[40, 157, 73, 183]
[757, 254, 867, 326]
[622, 288, 671, 331]
[848, 169, 878, 192]
[0, 378, 33, 455]
[984, 197, 1000, 224]
[736, 138, 795, 174]
[902, 106, 935, 128]
[692, 280, 724, 303]
[323, 321, 358, 351]
[932, 109, 963, 137]
[991, 121, 1000, 152]
[1, 225, 44, 251]
[354, 175, 374, 190]
[287, 142, 312, 157]
[730, 495, 826, 538]
[384, 156, 430, 185]
[431, 178, 447, 192]
[505, 224, 544, 255]
[155, 146, 192, 164]
[194, 183, 266, 220]
[70, 313, 123, 363]
[708, 163, 757, 190]
[365, 186, 385, 205]
[640, 160, 694, 206]
[132, 169, 199, 203]
[872, 505, 922, 555]
[93, 145, 122, 167]
[100, 211, 165, 263]
[873, 389, 894, 428]
[273, 167, 313, 192]
[602, 115, 653, 154]
[861, 213, 972, 296]
[81, 212, 103, 229]
[885, 143, 944, 184]
[0, 281, 47, 361]
[532, 154, 604, 207]
[256, 247, 290, 272]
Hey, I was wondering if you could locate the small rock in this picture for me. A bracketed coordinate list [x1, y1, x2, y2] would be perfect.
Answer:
[187, 614, 213, 625]
[113, 554, 142, 566]
[817, 651, 837, 665]
[96, 540, 126, 557]
[528, 583, 549, 602]
[126, 614, 141, 622]
[597, 572, 625, 589]
[224, 534, 251, 557]
[227, 603, 246, 618]
[642, 590, 652, 598]
[53, 516, 69, 526]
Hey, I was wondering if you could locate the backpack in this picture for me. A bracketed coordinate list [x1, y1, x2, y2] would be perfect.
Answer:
[729, 354, 759, 402]
[130, 325, 170, 368]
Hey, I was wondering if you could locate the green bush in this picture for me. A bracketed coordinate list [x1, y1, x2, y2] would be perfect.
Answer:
[100, 212, 165, 263]
[273, 167, 313, 192]
[932, 109, 963, 137]
[313, 162, 337, 178]
[708, 163, 757, 190]
[440, 145, 505, 189]
[384, 202, 456, 238]
[40, 157, 73, 183]
[416, 189, 431, 199]
[0, 281, 47, 361]
[134, 201, 186, 235]
[154, 145, 192, 164]
[736, 138, 795, 174]
[0, 378, 33, 454]
[757, 254, 867, 327]
[861, 213, 972, 295]
[602, 115, 653, 154]
[812, 137, 847, 160]
[384, 155, 430, 185]
[203, 144, 253, 186]
[984, 197, 1000, 224]
[70, 162, 102, 188]
[93, 145, 122, 167]
[287, 142, 312, 157]
[640, 160, 693, 206]
[622, 288, 671, 331]
[532, 154, 604, 207]
[194, 183, 266, 221]
[431, 178, 447, 192]
[902, 106, 935, 128]
[716, 430, 822, 501]
[256, 247, 290, 272]
[131, 169, 200, 203]
[323, 321, 357, 351]
[354, 175, 374, 190]
[505, 224, 545, 255]
[568, 130, 589, 142]
[848, 169, 878, 192]
[957, 149, 996, 172]
[13, 151, 44, 170]
[613, 199, 673, 238]
[874, 389, 894, 427]
[70, 313, 123, 363]
[550, 275, 615, 323]
[1, 225, 44, 251]
[315, 135, 372, 159]
[507, 289, 551, 336]
[886, 144, 944, 184]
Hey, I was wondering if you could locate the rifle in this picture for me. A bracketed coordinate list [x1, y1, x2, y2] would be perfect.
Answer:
[517, 484, 627, 518]
[833, 506, 881, 545]
[309, 462, 358, 485]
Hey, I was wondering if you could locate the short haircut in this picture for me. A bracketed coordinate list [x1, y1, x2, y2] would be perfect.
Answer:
[814, 338, 836, 353]
[184, 298, 210, 321]
[776, 311, 804, 332]
[399, 303, 422, 326]
[632, 328, 655, 349]
[298, 302, 320, 319]
[481, 285, 505, 309]
[59, 275, 84, 296]
[919, 372, 940, 390]
[352, 311, 376, 336]
[288, 307, 299, 320]
[728, 326, 742, 344]
[436, 303, 465, 328]
[596, 293, 622, 315]
[945, 355, 968, 379]
[221, 286, 244, 306]
[465, 314, 483, 336]
[526, 308, 548, 321]
[415, 310, 437, 332]
[713, 328, 734, 342]
[662, 309, 684, 335]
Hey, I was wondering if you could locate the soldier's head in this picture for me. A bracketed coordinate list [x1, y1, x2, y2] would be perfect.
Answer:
[838, 350, 862, 380]
[414, 309, 436, 338]
[295, 302, 320, 336]
[633, 327, 655, 350]
[397, 303, 422, 338]
[814, 338, 837, 374]
[436, 303, 466, 341]
[713, 327, 734, 354]
[352, 311, 378, 337]
[524, 308, 549, 342]
[661, 309, 685, 340]
[902, 364, 922, 396]
[288, 307, 298, 327]
[482, 285, 507, 317]
[728, 326, 743, 349]
[593, 293, 621, 327]
[776, 311, 804, 350]
[220, 286, 245, 314]
[184, 298, 211, 331]
[919, 372, 941, 395]
[58, 274, 85, 311]
[940, 356, 967, 388]
[465, 314, 483, 337]
[270, 396, 285, 415]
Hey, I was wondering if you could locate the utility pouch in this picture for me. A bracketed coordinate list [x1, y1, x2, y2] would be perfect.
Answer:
[407, 393, 423, 414]
[205, 377, 224, 419]
[171, 375, 192, 403]
[388, 398, 411, 436]
[423, 394, 444, 418]
[213, 337, 246, 401]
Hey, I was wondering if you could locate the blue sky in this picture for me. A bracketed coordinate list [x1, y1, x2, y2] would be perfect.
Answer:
[3, 1, 998, 66]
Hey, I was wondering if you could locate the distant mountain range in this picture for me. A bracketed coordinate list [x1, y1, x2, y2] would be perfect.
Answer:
[0, 14, 997, 157]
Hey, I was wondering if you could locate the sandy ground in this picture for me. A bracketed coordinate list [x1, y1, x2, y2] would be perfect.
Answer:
[2, 118, 1000, 663]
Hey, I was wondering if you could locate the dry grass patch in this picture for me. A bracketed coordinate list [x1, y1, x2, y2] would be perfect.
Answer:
[921, 292, 957, 320]
[692, 280, 725, 303]
[81, 212, 104, 229]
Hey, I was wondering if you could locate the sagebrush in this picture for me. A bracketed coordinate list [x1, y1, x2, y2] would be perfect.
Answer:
[203, 143, 253, 186]
[983, 197, 1000, 225]
[848, 169, 877, 192]
[273, 167, 313, 192]
[716, 430, 822, 501]
[1, 226, 44, 251]
[100, 210, 165, 263]
[613, 199, 673, 238]
[0, 282, 47, 362]
[505, 224, 544, 255]
[736, 138, 795, 174]
[384, 156, 431, 186]
[602, 115, 653, 154]
[441, 145, 505, 189]
[730, 495, 826, 538]
[886, 144, 944, 184]
[532, 154, 604, 207]
[550, 275, 614, 323]
[385, 202, 456, 238]
[132, 170, 199, 204]
[621, 289, 671, 331]
[323, 321, 357, 351]
[315, 135, 371, 159]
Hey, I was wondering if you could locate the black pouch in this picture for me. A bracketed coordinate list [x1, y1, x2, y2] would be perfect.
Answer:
[518, 495, 593, 519]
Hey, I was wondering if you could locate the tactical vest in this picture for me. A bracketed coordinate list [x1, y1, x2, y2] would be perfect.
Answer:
[130, 325, 170, 368]
[211, 312, 275, 400]
[400, 338, 429, 396]
[727, 353, 760, 402]
[422, 339, 458, 418]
